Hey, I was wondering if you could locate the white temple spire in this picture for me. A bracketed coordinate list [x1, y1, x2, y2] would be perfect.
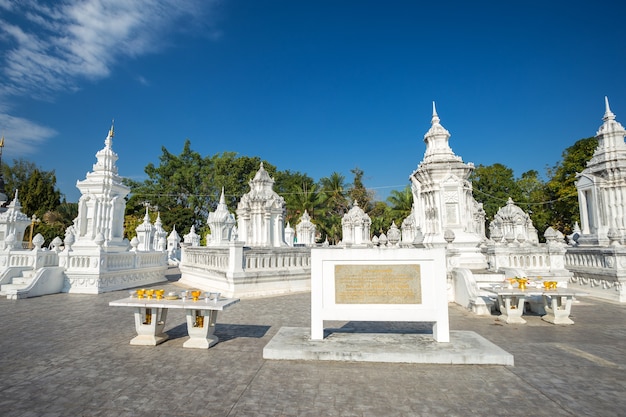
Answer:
[422, 102, 460, 163]
[105, 120, 114, 148]
[431, 101, 440, 124]
[604, 96, 616, 122]
[219, 187, 226, 205]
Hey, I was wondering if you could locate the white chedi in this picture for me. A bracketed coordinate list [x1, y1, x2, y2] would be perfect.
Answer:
[488, 198, 539, 245]
[206, 188, 236, 247]
[236, 163, 287, 247]
[295, 210, 316, 246]
[183, 225, 200, 246]
[341, 200, 371, 246]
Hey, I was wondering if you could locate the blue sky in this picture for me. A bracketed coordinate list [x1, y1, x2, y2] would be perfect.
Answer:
[1, 0, 625, 204]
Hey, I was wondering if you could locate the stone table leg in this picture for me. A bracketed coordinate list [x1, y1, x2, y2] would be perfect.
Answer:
[130, 307, 169, 345]
[184, 309, 219, 349]
[542, 295, 575, 325]
[497, 295, 527, 324]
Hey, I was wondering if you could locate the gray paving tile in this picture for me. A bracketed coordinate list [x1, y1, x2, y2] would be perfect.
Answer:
[0, 268, 625, 416]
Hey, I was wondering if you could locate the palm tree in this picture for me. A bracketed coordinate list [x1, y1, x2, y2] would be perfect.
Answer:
[386, 185, 413, 225]
[285, 182, 321, 226]
[318, 172, 349, 244]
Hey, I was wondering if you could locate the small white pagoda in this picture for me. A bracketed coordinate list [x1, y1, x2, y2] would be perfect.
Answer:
[341, 200, 372, 246]
[62, 124, 167, 293]
[206, 188, 236, 246]
[0, 190, 31, 251]
[70, 124, 129, 252]
[236, 163, 287, 247]
[295, 210, 316, 246]
[0, 136, 31, 251]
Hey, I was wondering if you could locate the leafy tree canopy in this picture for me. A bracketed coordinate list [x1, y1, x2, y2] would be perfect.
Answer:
[470, 163, 521, 222]
[545, 136, 598, 233]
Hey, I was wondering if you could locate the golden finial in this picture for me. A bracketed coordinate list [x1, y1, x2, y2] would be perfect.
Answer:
[0, 135, 4, 148]
[108, 119, 115, 138]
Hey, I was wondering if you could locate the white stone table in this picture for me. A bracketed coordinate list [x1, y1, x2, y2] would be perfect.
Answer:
[109, 296, 239, 348]
[484, 287, 587, 325]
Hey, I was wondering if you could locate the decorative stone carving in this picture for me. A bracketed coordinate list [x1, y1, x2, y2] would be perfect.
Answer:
[31, 233, 44, 250]
[284, 222, 295, 247]
[51, 236, 63, 253]
[63, 232, 74, 252]
[5, 232, 16, 251]
[387, 222, 401, 247]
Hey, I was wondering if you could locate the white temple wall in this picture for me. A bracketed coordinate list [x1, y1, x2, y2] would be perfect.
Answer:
[179, 245, 310, 298]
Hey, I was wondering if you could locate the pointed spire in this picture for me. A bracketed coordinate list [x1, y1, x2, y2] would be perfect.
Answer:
[109, 119, 115, 137]
[104, 121, 114, 149]
[603, 96, 615, 122]
[219, 187, 226, 204]
[431, 101, 440, 125]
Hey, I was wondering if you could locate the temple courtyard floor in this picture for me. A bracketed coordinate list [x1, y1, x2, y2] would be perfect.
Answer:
[0, 267, 625, 417]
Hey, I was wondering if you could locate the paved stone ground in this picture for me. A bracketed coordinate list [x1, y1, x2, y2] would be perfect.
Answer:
[0, 268, 625, 417]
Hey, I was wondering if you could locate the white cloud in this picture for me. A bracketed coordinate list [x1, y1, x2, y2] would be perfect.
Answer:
[136, 75, 150, 86]
[0, 0, 220, 155]
[0, 113, 57, 156]
[0, 0, 218, 97]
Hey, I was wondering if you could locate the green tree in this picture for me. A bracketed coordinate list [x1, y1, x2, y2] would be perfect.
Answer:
[209, 153, 275, 210]
[2, 158, 37, 197]
[20, 169, 62, 218]
[470, 163, 522, 224]
[386, 185, 413, 226]
[317, 172, 349, 244]
[125, 142, 262, 235]
[369, 201, 392, 236]
[347, 167, 374, 213]
[37, 202, 79, 244]
[273, 170, 318, 225]
[545, 136, 598, 233]
[516, 170, 551, 235]
[2, 158, 61, 217]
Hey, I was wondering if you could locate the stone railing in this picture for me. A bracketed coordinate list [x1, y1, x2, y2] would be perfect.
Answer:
[244, 248, 311, 270]
[0, 248, 59, 271]
[62, 250, 168, 272]
[564, 250, 620, 270]
[564, 246, 626, 302]
[483, 243, 568, 274]
[182, 247, 230, 272]
[507, 253, 551, 269]
[181, 246, 311, 273]
[179, 244, 312, 297]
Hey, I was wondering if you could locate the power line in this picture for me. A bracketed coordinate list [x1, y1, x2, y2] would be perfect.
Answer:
[127, 184, 578, 207]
